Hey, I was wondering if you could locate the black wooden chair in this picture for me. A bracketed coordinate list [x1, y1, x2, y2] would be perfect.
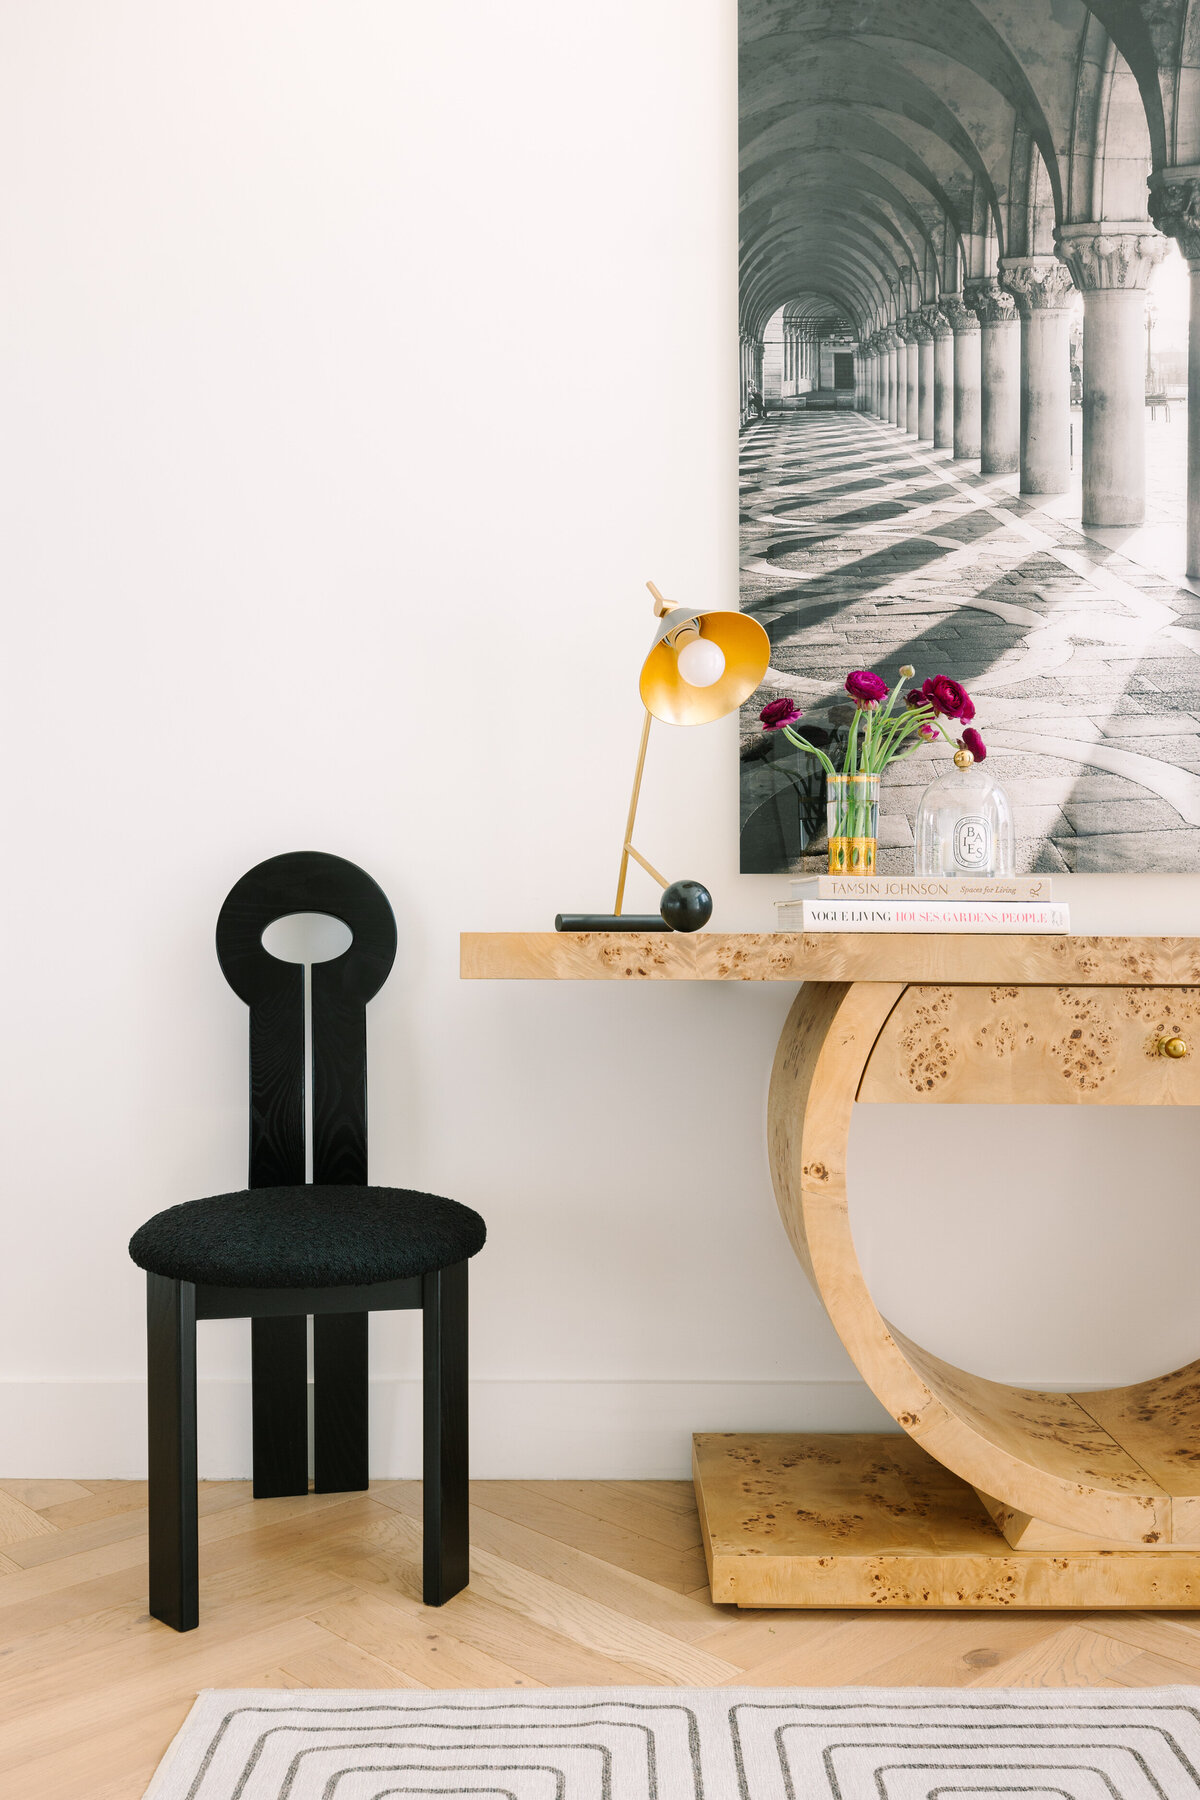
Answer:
[128, 850, 486, 1631]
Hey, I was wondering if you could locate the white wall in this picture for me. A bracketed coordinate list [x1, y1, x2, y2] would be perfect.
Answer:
[3, 1, 1199, 1480]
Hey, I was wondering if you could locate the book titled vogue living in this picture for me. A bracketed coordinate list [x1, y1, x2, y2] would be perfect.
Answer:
[781, 898, 1070, 934]
[798, 875, 1054, 901]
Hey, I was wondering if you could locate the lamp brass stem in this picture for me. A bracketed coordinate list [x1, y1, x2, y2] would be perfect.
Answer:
[624, 843, 670, 888]
[614, 709, 655, 916]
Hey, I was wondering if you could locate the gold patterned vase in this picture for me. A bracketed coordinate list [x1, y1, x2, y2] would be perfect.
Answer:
[826, 773, 880, 874]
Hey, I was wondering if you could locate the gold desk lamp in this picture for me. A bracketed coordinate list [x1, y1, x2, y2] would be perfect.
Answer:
[556, 582, 771, 933]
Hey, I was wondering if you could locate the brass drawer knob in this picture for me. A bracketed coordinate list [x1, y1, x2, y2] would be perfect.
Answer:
[1159, 1035, 1189, 1059]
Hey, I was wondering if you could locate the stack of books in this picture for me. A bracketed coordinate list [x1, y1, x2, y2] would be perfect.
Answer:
[775, 875, 1069, 934]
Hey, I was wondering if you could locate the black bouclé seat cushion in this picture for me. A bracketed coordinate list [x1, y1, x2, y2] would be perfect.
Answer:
[128, 1185, 487, 1289]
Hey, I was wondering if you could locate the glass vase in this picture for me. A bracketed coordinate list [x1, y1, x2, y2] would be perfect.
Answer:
[914, 759, 1014, 876]
[826, 773, 880, 873]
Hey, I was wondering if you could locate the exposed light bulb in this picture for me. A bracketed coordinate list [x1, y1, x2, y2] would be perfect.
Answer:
[676, 635, 726, 688]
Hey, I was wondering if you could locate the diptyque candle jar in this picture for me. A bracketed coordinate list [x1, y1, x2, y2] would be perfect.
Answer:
[914, 753, 1014, 876]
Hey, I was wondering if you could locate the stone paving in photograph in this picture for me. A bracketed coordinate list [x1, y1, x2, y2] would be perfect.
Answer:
[739, 409, 1200, 874]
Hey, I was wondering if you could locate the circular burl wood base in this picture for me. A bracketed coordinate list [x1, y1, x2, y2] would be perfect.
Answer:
[768, 981, 1200, 1549]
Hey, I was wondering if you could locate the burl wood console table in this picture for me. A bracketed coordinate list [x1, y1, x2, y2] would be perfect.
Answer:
[462, 932, 1200, 1609]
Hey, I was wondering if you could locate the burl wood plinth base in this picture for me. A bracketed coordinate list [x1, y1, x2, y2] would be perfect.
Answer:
[694, 1432, 1200, 1609]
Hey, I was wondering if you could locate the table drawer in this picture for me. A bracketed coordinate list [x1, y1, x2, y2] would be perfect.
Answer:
[858, 985, 1200, 1104]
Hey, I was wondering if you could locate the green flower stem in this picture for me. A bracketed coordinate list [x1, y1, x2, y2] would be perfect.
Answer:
[861, 704, 935, 773]
[887, 716, 960, 766]
[828, 774, 879, 840]
[779, 727, 838, 778]
[878, 703, 930, 744]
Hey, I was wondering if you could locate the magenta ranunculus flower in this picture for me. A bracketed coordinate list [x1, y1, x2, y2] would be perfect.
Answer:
[960, 727, 987, 761]
[922, 674, 973, 720]
[905, 688, 927, 710]
[759, 696, 803, 731]
[844, 669, 889, 708]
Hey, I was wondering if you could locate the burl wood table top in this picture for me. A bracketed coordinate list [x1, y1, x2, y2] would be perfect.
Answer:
[460, 932, 1200, 986]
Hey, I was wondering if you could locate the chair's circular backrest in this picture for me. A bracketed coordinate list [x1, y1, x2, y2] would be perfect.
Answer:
[216, 851, 398, 1188]
[216, 850, 396, 1004]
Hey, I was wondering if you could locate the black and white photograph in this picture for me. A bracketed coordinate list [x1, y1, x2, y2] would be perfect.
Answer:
[738, 0, 1200, 874]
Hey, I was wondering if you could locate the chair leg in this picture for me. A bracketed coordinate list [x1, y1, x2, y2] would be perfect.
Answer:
[314, 1312, 369, 1493]
[251, 1315, 309, 1498]
[147, 1274, 198, 1631]
[422, 1260, 469, 1605]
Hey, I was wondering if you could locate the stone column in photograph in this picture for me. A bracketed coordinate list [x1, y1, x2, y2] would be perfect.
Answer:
[967, 282, 1019, 472]
[914, 312, 936, 440]
[1055, 224, 1168, 526]
[903, 318, 920, 433]
[1149, 169, 1200, 573]
[927, 305, 954, 448]
[891, 327, 906, 429]
[941, 294, 981, 459]
[895, 320, 910, 430]
[998, 255, 1076, 494]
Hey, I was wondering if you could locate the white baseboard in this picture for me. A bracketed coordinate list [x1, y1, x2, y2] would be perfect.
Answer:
[0, 1377, 896, 1480]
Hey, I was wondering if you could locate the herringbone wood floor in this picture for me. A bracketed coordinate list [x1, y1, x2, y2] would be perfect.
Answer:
[2, 1480, 1200, 1797]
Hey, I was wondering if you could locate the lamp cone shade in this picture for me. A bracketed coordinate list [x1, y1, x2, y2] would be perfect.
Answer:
[638, 606, 771, 725]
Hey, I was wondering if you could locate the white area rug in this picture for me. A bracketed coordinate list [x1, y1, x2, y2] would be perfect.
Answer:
[144, 1685, 1200, 1798]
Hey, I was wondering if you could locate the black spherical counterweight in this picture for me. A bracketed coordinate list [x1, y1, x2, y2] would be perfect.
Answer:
[659, 880, 713, 932]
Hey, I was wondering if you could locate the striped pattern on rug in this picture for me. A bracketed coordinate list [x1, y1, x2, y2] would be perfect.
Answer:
[144, 1685, 1200, 1797]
